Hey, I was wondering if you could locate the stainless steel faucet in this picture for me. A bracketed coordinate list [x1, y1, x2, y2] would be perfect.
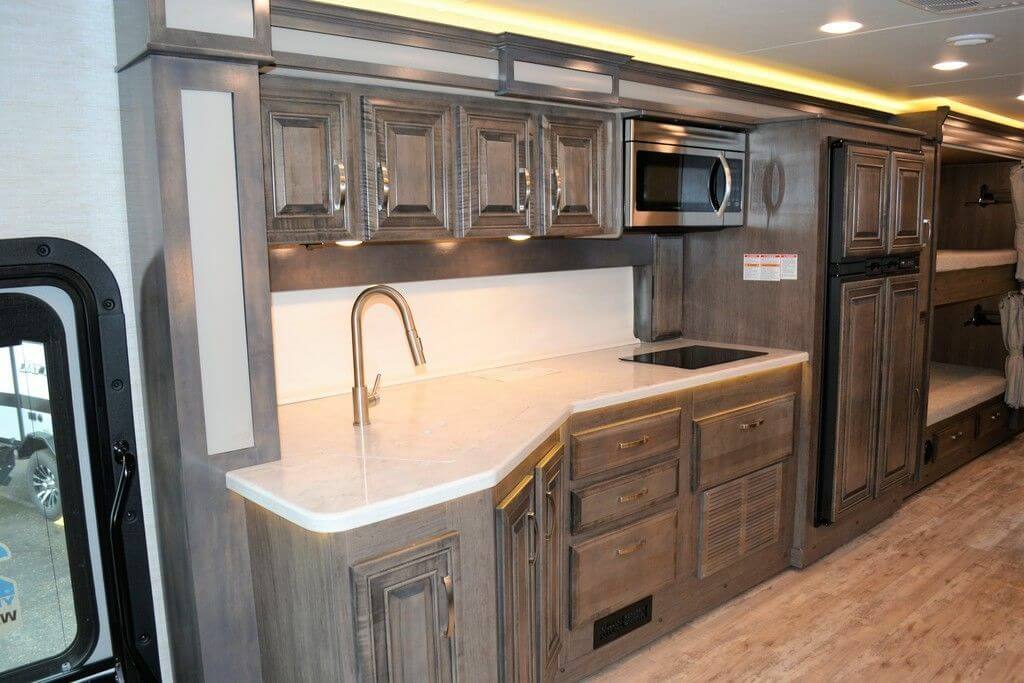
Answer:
[350, 285, 426, 426]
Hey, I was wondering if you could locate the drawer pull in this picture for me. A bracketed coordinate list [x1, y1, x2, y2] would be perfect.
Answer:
[740, 419, 765, 430]
[950, 431, 965, 441]
[617, 435, 650, 450]
[991, 412, 1002, 421]
[618, 487, 649, 504]
[443, 574, 455, 639]
[616, 539, 646, 557]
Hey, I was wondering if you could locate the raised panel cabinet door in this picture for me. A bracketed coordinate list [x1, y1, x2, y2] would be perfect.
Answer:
[831, 277, 885, 519]
[542, 114, 612, 236]
[496, 474, 538, 683]
[261, 96, 358, 244]
[834, 145, 888, 260]
[457, 107, 537, 237]
[363, 96, 455, 240]
[351, 533, 459, 683]
[876, 275, 922, 492]
[535, 444, 564, 681]
[888, 151, 926, 254]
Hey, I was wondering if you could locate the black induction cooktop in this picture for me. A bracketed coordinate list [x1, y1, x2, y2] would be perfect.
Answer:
[620, 344, 767, 370]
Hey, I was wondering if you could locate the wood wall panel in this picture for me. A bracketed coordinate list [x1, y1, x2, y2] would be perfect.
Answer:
[937, 161, 1018, 250]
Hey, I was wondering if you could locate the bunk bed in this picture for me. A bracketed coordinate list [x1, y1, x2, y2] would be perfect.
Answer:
[933, 249, 1017, 306]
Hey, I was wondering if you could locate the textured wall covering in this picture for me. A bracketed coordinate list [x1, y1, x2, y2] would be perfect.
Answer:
[0, 0, 171, 676]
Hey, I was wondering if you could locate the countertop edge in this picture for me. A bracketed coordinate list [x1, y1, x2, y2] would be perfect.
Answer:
[227, 350, 809, 533]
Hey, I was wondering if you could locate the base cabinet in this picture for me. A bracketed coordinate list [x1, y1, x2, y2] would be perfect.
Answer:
[351, 533, 460, 682]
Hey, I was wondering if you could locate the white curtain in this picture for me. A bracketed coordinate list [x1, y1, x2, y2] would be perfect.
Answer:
[1012, 163, 1024, 280]
[1000, 292, 1024, 408]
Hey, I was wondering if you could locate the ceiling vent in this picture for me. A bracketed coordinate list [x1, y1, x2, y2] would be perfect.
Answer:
[899, 0, 1021, 12]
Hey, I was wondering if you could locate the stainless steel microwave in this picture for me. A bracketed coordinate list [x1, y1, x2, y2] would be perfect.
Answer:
[624, 119, 746, 229]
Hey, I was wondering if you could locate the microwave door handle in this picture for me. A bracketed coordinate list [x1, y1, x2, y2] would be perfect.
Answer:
[716, 152, 733, 217]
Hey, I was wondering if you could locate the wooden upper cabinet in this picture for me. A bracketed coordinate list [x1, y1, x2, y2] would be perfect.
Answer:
[261, 96, 358, 244]
[829, 277, 885, 520]
[351, 533, 459, 682]
[535, 445, 564, 681]
[833, 144, 889, 261]
[876, 274, 922, 492]
[496, 474, 538, 683]
[457, 107, 537, 238]
[888, 151, 926, 254]
[362, 96, 455, 241]
[542, 114, 613, 236]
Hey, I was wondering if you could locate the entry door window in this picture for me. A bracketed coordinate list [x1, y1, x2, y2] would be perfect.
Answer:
[0, 293, 96, 677]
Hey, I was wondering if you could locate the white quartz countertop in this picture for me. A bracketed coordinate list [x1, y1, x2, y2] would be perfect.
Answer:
[226, 339, 808, 533]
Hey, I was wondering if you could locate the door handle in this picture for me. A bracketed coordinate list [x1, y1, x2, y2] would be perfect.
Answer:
[519, 168, 532, 213]
[527, 510, 538, 565]
[716, 151, 733, 218]
[377, 161, 390, 212]
[442, 574, 455, 639]
[552, 168, 563, 213]
[544, 484, 555, 541]
[333, 160, 347, 212]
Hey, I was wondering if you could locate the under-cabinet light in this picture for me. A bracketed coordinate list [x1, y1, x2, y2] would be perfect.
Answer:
[336, 239, 363, 247]
[507, 234, 531, 241]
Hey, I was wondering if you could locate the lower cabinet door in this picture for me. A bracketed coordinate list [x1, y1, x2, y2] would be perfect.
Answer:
[496, 474, 538, 682]
[875, 275, 922, 492]
[536, 445, 565, 681]
[351, 533, 459, 683]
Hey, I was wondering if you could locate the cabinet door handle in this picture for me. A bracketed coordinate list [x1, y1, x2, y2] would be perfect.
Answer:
[950, 431, 965, 441]
[913, 388, 921, 415]
[334, 160, 347, 212]
[740, 419, 765, 430]
[617, 435, 649, 450]
[519, 168, 532, 213]
[991, 412, 1002, 421]
[443, 574, 455, 639]
[527, 510, 538, 565]
[544, 485, 555, 541]
[616, 539, 646, 557]
[552, 168, 563, 212]
[618, 487, 649, 504]
[377, 161, 390, 211]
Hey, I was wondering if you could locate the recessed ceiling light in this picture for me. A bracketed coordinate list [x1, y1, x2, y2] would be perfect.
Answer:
[946, 33, 995, 47]
[820, 20, 863, 34]
[1018, 94, 1024, 102]
[932, 60, 968, 71]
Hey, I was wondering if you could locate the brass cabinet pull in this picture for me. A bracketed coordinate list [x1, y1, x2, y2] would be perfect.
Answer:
[442, 574, 455, 639]
[617, 435, 649, 450]
[527, 510, 538, 565]
[519, 168, 532, 212]
[377, 161, 390, 211]
[615, 539, 646, 557]
[618, 487, 649, 504]
[334, 160, 347, 211]
[740, 419, 765, 430]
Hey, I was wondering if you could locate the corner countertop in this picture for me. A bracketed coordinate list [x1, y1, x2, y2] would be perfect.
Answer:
[226, 339, 808, 533]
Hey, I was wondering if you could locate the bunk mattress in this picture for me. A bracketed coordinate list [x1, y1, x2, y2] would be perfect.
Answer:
[927, 362, 1006, 426]
[935, 249, 1017, 273]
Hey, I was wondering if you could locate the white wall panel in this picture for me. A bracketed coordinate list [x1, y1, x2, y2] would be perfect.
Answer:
[272, 267, 637, 404]
[164, 0, 254, 38]
[514, 61, 614, 94]
[180, 90, 256, 455]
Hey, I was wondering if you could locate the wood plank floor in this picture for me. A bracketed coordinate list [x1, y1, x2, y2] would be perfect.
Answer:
[592, 436, 1024, 681]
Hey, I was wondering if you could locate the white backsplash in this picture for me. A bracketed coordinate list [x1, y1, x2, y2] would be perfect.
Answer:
[271, 266, 638, 404]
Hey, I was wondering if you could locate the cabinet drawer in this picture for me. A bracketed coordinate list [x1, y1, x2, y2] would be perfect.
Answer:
[934, 414, 973, 461]
[977, 401, 1009, 441]
[694, 395, 794, 490]
[569, 509, 677, 627]
[571, 460, 678, 534]
[571, 408, 681, 480]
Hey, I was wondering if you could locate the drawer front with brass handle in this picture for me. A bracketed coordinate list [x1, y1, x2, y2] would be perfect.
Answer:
[935, 413, 974, 462]
[571, 460, 679, 534]
[569, 509, 677, 627]
[978, 401, 1009, 441]
[693, 394, 795, 491]
[571, 408, 681, 480]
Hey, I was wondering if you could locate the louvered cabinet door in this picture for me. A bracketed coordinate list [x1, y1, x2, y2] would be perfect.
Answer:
[830, 277, 885, 519]
[698, 463, 784, 578]
[888, 151, 925, 254]
[876, 274, 922, 492]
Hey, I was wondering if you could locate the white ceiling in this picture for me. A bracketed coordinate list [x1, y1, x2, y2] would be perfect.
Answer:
[453, 0, 1024, 123]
